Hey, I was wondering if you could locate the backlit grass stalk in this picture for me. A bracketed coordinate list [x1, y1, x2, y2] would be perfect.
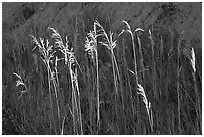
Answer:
[49, 28, 78, 133]
[61, 116, 66, 135]
[96, 21, 121, 134]
[101, 32, 119, 94]
[119, 20, 139, 85]
[68, 53, 83, 135]
[135, 29, 145, 83]
[183, 47, 201, 131]
[50, 70, 61, 132]
[97, 22, 120, 92]
[137, 84, 153, 132]
[69, 62, 81, 135]
[75, 71, 83, 135]
[30, 35, 56, 134]
[119, 20, 143, 130]
[191, 49, 201, 133]
[54, 56, 62, 88]
[53, 57, 63, 133]
[66, 48, 83, 135]
[49, 28, 83, 135]
[85, 21, 102, 133]
[53, 56, 64, 123]
[190, 48, 201, 120]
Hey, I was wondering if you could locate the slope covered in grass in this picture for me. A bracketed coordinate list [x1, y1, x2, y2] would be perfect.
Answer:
[2, 2, 202, 135]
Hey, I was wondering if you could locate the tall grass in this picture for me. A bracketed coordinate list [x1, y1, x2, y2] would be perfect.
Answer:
[5, 16, 201, 135]
[84, 21, 102, 134]
[49, 27, 83, 135]
[94, 20, 122, 134]
[118, 20, 140, 131]
[30, 35, 56, 134]
[182, 46, 201, 133]
[51, 57, 61, 133]
[137, 84, 153, 132]
[135, 28, 145, 85]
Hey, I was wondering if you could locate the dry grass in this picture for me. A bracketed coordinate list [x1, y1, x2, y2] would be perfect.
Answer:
[49, 27, 83, 135]
[5, 17, 201, 135]
[30, 34, 56, 134]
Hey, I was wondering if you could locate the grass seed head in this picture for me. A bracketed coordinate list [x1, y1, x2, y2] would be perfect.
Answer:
[134, 28, 144, 33]
[182, 44, 196, 73]
[99, 31, 117, 51]
[49, 27, 64, 48]
[49, 27, 80, 71]
[121, 20, 131, 30]
[119, 20, 144, 37]
[30, 34, 55, 67]
[191, 48, 196, 73]
[13, 72, 28, 98]
[137, 84, 148, 106]
[85, 34, 97, 61]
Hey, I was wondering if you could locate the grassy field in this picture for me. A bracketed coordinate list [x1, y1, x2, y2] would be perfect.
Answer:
[2, 2, 202, 135]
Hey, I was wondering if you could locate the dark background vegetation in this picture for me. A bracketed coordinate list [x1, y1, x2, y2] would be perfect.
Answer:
[2, 2, 202, 135]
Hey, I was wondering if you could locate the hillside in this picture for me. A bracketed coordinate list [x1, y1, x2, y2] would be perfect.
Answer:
[2, 2, 202, 135]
